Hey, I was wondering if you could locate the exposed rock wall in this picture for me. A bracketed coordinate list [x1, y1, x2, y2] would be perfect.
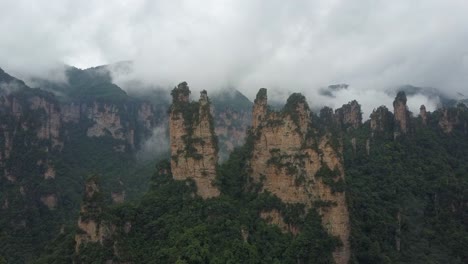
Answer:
[252, 88, 268, 130]
[249, 89, 350, 264]
[75, 177, 112, 252]
[420, 105, 427, 125]
[29, 96, 63, 148]
[370, 106, 394, 133]
[169, 83, 220, 198]
[393, 91, 410, 134]
[335, 100, 362, 130]
[86, 103, 125, 140]
[437, 106, 468, 133]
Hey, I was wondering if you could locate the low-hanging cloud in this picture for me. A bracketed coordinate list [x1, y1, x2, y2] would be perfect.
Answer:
[1, 0, 468, 114]
[136, 123, 170, 162]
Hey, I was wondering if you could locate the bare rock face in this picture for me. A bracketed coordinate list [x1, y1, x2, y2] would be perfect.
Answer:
[40, 194, 58, 210]
[393, 91, 410, 134]
[249, 89, 350, 264]
[169, 83, 220, 198]
[0, 92, 65, 151]
[111, 180, 126, 204]
[43, 162, 56, 179]
[260, 209, 299, 235]
[30, 96, 63, 148]
[86, 103, 125, 140]
[75, 177, 112, 252]
[335, 100, 362, 129]
[61, 102, 81, 123]
[138, 102, 156, 130]
[370, 106, 394, 133]
[438, 105, 468, 133]
[252, 88, 268, 130]
[420, 105, 428, 125]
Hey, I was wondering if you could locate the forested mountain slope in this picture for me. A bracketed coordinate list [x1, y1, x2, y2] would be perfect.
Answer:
[0, 66, 466, 263]
[37, 85, 467, 264]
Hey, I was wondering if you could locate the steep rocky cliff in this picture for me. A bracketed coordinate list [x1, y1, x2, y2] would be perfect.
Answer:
[437, 104, 468, 133]
[248, 89, 350, 264]
[0, 67, 166, 263]
[169, 82, 220, 198]
[75, 176, 108, 252]
[393, 91, 411, 134]
[0, 68, 162, 211]
[370, 106, 394, 134]
[420, 105, 428, 125]
[335, 100, 362, 130]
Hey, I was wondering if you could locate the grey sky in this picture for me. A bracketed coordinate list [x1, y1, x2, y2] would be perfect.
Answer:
[1, 0, 468, 116]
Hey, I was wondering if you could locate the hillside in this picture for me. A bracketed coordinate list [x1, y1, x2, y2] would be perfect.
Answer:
[33, 84, 468, 264]
[0, 66, 467, 263]
[0, 68, 252, 263]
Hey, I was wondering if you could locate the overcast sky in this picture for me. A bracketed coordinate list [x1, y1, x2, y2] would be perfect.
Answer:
[1, 0, 468, 116]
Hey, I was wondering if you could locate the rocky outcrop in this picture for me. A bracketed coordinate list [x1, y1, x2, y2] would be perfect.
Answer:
[248, 89, 350, 264]
[260, 209, 299, 235]
[252, 88, 268, 130]
[438, 105, 468, 133]
[393, 91, 411, 134]
[75, 177, 112, 252]
[335, 100, 362, 130]
[86, 103, 125, 140]
[169, 83, 220, 198]
[29, 96, 63, 148]
[370, 106, 394, 133]
[420, 105, 428, 125]
[40, 194, 58, 210]
[111, 180, 126, 204]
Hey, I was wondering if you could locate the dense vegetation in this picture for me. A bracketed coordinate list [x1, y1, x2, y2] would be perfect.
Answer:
[0, 67, 163, 263]
[344, 111, 468, 263]
[37, 145, 339, 263]
[2, 65, 468, 263]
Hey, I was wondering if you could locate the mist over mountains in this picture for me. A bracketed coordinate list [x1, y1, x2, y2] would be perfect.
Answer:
[1, 1, 468, 263]
[1, 0, 468, 112]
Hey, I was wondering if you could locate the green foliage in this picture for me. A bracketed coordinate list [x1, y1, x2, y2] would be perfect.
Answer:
[315, 166, 344, 193]
[53, 145, 338, 263]
[171, 85, 219, 160]
[282, 93, 309, 132]
[344, 121, 468, 263]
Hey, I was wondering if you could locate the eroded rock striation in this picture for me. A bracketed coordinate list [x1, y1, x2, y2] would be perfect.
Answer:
[248, 89, 350, 264]
[169, 82, 220, 198]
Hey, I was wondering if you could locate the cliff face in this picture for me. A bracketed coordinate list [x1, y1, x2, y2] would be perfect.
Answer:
[75, 177, 112, 252]
[0, 73, 161, 217]
[249, 89, 350, 264]
[438, 105, 468, 133]
[393, 91, 411, 134]
[0, 87, 63, 211]
[335, 100, 362, 130]
[169, 83, 220, 198]
[370, 106, 394, 133]
[420, 105, 428, 125]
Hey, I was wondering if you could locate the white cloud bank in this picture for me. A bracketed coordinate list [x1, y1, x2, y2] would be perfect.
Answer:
[1, 0, 467, 117]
